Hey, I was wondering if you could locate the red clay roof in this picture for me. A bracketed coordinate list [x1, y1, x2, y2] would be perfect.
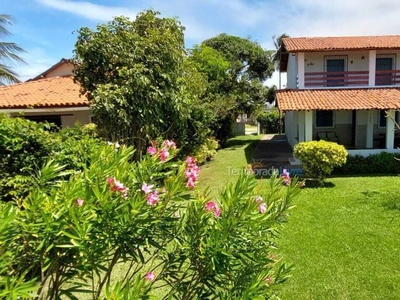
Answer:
[277, 88, 400, 111]
[282, 35, 400, 52]
[0, 76, 88, 109]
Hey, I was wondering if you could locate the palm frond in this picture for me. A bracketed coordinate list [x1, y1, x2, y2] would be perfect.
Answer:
[0, 63, 21, 84]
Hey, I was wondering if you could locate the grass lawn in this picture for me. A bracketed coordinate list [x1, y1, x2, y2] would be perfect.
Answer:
[198, 135, 400, 299]
[197, 134, 261, 197]
[277, 176, 400, 300]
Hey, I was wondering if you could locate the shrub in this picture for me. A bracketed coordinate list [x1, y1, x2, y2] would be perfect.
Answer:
[333, 152, 400, 175]
[294, 140, 347, 185]
[0, 115, 103, 201]
[257, 110, 280, 134]
[192, 137, 219, 164]
[0, 141, 301, 299]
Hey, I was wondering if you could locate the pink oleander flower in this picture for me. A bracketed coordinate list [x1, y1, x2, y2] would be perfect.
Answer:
[147, 146, 157, 155]
[185, 156, 200, 189]
[185, 156, 196, 166]
[107, 177, 129, 198]
[174, 210, 180, 218]
[258, 202, 267, 214]
[159, 148, 170, 163]
[186, 177, 196, 190]
[77, 198, 84, 206]
[280, 169, 291, 186]
[255, 195, 263, 203]
[141, 182, 154, 194]
[146, 191, 159, 206]
[145, 271, 155, 281]
[205, 200, 221, 218]
[163, 140, 177, 149]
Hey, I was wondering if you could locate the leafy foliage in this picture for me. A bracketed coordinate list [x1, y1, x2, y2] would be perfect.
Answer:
[333, 152, 400, 175]
[73, 11, 188, 159]
[0, 115, 103, 201]
[1, 140, 301, 299]
[257, 110, 281, 134]
[294, 140, 347, 185]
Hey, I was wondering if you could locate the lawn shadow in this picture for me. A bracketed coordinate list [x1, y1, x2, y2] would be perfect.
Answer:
[303, 179, 336, 189]
[223, 137, 261, 164]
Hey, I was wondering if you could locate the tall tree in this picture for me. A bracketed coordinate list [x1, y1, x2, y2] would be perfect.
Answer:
[0, 14, 25, 85]
[272, 33, 289, 89]
[73, 10, 187, 158]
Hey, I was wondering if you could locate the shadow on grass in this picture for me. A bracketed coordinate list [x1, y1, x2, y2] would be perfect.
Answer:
[223, 137, 261, 164]
[302, 179, 336, 189]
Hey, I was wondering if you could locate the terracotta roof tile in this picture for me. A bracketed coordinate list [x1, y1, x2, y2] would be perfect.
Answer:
[0, 76, 88, 109]
[282, 35, 400, 52]
[277, 88, 400, 111]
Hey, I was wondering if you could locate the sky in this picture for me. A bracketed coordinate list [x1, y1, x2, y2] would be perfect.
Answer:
[3, 0, 400, 86]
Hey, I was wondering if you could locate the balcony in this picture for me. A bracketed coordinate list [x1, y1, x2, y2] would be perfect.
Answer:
[304, 70, 400, 88]
[375, 70, 400, 85]
[305, 71, 369, 87]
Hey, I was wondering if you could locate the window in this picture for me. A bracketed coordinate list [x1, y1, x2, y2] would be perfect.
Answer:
[316, 110, 334, 128]
[325, 55, 347, 86]
[24, 115, 62, 129]
[376, 54, 396, 85]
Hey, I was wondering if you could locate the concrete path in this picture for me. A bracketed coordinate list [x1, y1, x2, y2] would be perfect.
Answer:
[252, 134, 302, 175]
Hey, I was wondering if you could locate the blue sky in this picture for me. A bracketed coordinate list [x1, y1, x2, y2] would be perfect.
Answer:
[3, 0, 400, 86]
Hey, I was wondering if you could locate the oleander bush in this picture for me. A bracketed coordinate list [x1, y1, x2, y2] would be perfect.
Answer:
[294, 140, 347, 185]
[0, 140, 301, 299]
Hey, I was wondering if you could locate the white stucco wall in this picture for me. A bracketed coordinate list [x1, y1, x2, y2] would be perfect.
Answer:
[9, 109, 91, 128]
[286, 54, 298, 89]
[46, 63, 74, 78]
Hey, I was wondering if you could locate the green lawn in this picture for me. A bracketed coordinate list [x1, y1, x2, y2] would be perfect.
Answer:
[197, 134, 261, 197]
[198, 136, 400, 299]
[277, 177, 400, 300]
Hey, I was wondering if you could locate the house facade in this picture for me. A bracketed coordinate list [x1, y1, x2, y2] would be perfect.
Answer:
[276, 35, 400, 156]
[0, 59, 91, 127]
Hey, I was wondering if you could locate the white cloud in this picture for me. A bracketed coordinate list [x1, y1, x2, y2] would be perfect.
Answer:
[36, 0, 138, 21]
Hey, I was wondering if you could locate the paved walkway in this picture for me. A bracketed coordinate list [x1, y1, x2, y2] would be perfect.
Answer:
[252, 134, 302, 175]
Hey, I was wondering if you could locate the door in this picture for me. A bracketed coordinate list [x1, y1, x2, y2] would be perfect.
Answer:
[376, 57, 393, 85]
[326, 59, 345, 86]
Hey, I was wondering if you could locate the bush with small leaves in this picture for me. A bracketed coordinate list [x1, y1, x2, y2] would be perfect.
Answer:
[294, 140, 347, 185]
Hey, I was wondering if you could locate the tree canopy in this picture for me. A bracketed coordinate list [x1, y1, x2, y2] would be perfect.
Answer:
[0, 14, 25, 85]
[73, 10, 187, 157]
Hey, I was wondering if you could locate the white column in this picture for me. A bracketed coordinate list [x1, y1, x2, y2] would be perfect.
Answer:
[304, 110, 313, 141]
[366, 110, 374, 148]
[386, 110, 395, 149]
[368, 50, 376, 87]
[298, 111, 305, 142]
[297, 52, 305, 89]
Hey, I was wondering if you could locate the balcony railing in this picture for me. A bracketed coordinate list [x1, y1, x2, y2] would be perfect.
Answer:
[375, 70, 400, 85]
[305, 71, 369, 87]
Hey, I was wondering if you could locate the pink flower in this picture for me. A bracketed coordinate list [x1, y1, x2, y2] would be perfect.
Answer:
[258, 202, 267, 214]
[163, 140, 177, 149]
[77, 198, 84, 206]
[141, 182, 154, 194]
[107, 177, 129, 198]
[205, 200, 221, 218]
[280, 169, 291, 186]
[145, 271, 155, 281]
[159, 148, 170, 163]
[146, 191, 159, 206]
[174, 210, 180, 218]
[185, 156, 196, 166]
[186, 177, 196, 190]
[184, 156, 200, 189]
[255, 195, 263, 203]
[147, 146, 157, 155]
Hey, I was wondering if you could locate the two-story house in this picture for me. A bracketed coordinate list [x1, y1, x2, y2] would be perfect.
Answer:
[276, 35, 400, 156]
